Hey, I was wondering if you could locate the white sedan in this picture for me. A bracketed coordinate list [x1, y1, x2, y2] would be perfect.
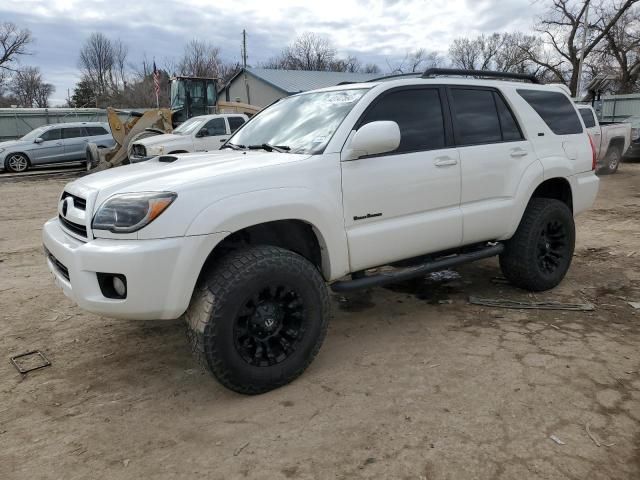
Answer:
[129, 113, 247, 162]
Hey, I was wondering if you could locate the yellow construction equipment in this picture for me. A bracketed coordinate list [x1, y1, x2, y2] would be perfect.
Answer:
[87, 76, 260, 171]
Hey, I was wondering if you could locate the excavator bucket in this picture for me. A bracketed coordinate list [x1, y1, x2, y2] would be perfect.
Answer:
[89, 107, 173, 171]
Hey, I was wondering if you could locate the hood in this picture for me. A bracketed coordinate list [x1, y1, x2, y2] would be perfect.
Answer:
[66, 149, 310, 202]
[0, 139, 27, 149]
[135, 133, 184, 147]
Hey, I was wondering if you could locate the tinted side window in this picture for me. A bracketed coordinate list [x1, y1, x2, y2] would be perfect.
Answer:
[202, 118, 226, 136]
[62, 127, 84, 139]
[579, 109, 596, 128]
[227, 117, 245, 133]
[517, 89, 583, 135]
[450, 88, 502, 145]
[360, 88, 445, 153]
[494, 92, 524, 141]
[41, 128, 61, 141]
[86, 126, 108, 136]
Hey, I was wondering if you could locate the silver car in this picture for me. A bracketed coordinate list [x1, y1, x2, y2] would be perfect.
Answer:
[0, 122, 115, 173]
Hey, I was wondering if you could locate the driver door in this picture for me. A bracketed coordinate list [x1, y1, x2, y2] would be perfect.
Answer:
[30, 127, 65, 164]
[195, 118, 228, 151]
[340, 87, 462, 271]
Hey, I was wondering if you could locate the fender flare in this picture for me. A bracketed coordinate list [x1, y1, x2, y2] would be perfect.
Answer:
[185, 187, 350, 280]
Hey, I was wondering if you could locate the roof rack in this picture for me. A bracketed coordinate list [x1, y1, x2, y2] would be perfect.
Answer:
[366, 72, 422, 83]
[421, 68, 540, 84]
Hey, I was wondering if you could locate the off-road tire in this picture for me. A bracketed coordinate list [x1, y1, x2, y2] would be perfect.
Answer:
[182, 245, 330, 395]
[85, 143, 99, 171]
[598, 146, 622, 175]
[499, 198, 575, 292]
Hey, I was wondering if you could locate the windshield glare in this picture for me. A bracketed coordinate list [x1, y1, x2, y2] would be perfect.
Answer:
[230, 88, 369, 154]
[173, 117, 203, 135]
[21, 126, 49, 141]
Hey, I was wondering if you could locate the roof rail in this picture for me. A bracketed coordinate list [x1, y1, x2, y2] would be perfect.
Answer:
[421, 68, 540, 84]
[366, 72, 421, 82]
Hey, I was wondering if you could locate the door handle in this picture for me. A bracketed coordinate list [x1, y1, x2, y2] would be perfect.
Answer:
[434, 157, 458, 167]
[510, 149, 528, 158]
[220, 138, 227, 142]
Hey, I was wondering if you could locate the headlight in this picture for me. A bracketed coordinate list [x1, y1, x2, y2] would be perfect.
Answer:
[92, 192, 177, 233]
[632, 127, 640, 141]
[149, 145, 164, 155]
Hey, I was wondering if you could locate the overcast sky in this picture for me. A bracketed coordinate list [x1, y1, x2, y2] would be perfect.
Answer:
[2, 0, 545, 105]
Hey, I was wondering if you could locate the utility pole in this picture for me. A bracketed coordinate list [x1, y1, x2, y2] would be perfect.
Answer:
[576, 0, 590, 98]
[242, 29, 251, 104]
[242, 29, 248, 68]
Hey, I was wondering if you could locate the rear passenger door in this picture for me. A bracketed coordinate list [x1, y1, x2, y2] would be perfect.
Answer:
[447, 87, 533, 244]
[62, 127, 89, 160]
[341, 87, 462, 271]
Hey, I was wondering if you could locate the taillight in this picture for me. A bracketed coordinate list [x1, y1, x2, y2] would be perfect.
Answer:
[588, 135, 597, 170]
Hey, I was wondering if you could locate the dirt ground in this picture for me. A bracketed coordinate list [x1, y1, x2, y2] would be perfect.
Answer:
[1, 164, 639, 480]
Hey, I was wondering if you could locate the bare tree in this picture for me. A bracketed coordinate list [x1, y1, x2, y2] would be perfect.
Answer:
[0, 22, 32, 75]
[178, 39, 224, 77]
[9, 66, 54, 107]
[79, 32, 116, 102]
[264, 32, 361, 72]
[595, 6, 640, 92]
[529, 0, 639, 95]
[450, 32, 542, 75]
[387, 48, 443, 74]
[363, 63, 381, 74]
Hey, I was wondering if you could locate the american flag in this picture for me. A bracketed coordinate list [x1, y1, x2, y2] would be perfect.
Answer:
[153, 61, 160, 107]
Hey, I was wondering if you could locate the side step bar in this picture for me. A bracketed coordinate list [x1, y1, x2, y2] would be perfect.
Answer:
[330, 243, 504, 292]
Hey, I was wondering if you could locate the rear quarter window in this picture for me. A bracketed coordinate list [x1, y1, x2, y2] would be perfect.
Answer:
[578, 109, 596, 128]
[517, 89, 583, 135]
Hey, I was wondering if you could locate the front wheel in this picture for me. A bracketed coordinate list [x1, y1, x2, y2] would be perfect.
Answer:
[183, 245, 330, 394]
[500, 198, 575, 292]
[4, 153, 30, 173]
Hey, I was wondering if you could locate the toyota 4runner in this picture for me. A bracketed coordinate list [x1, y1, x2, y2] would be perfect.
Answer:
[43, 69, 600, 394]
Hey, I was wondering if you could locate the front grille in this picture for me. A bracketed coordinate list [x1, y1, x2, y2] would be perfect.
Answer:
[61, 191, 86, 211]
[131, 144, 147, 157]
[44, 246, 70, 281]
[59, 215, 87, 238]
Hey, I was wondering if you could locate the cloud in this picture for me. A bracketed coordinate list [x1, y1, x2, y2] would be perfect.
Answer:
[0, 0, 545, 105]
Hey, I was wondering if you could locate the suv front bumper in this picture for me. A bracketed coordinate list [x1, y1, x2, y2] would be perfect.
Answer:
[42, 218, 225, 320]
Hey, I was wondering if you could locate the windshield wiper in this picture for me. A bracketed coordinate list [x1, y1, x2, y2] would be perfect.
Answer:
[221, 142, 245, 150]
[248, 143, 291, 153]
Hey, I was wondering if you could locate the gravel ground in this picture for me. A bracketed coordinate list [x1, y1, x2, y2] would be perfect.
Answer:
[1, 164, 639, 479]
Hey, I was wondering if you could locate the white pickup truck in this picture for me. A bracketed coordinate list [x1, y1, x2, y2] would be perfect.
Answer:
[128, 113, 248, 162]
[577, 105, 631, 174]
[43, 69, 599, 394]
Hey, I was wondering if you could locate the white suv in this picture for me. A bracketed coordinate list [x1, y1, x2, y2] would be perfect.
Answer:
[43, 69, 599, 394]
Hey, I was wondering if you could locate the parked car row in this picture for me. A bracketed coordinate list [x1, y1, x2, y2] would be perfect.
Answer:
[0, 113, 248, 173]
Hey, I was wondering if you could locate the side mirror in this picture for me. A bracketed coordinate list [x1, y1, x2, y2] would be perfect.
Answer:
[34, 137, 44, 144]
[344, 121, 400, 160]
[195, 130, 208, 138]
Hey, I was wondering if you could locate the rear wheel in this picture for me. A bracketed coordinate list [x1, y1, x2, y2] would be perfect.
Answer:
[599, 147, 622, 175]
[500, 198, 575, 291]
[4, 153, 29, 173]
[183, 245, 330, 394]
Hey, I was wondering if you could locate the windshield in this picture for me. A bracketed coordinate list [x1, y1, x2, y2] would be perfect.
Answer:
[21, 126, 49, 141]
[229, 88, 369, 154]
[173, 117, 203, 135]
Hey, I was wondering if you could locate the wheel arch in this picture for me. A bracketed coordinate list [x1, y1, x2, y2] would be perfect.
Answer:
[530, 177, 573, 212]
